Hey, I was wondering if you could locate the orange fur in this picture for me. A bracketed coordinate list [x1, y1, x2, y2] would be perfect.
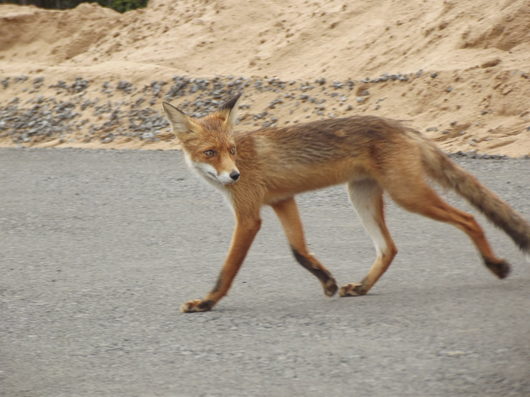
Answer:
[163, 95, 530, 313]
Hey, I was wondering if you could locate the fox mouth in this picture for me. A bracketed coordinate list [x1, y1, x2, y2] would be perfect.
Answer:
[205, 170, 237, 185]
[189, 159, 238, 185]
[205, 171, 220, 182]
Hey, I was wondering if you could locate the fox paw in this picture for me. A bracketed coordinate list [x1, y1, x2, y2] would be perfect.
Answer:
[484, 258, 511, 279]
[339, 282, 367, 297]
[180, 299, 215, 313]
[323, 278, 338, 297]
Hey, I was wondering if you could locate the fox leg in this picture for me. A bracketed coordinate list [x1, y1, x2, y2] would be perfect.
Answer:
[271, 197, 338, 297]
[387, 180, 510, 278]
[340, 179, 398, 297]
[181, 211, 261, 313]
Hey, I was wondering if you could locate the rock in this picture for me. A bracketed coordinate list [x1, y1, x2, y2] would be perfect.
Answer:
[71, 78, 89, 93]
[32, 77, 44, 89]
[101, 134, 115, 143]
[268, 98, 283, 109]
[481, 58, 501, 68]
[116, 80, 133, 94]
[299, 83, 314, 92]
[141, 132, 155, 140]
[253, 112, 268, 120]
[101, 81, 112, 94]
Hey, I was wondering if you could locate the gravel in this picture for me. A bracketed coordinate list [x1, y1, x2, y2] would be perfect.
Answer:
[0, 73, 369, 145]
[1, 71, 527, 154]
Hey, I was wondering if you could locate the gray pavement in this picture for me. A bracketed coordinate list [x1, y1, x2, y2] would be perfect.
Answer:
[1, 148, 529, 397]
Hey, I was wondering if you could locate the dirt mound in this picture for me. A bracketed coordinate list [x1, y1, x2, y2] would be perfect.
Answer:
[0, 4, 117, 62]
[460, 2, 530, 51]
[0, 0, 528, 156]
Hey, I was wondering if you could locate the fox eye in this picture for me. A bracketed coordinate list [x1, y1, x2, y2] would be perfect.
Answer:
[204, 149, 216, 158]
[229, 147, 237, 155]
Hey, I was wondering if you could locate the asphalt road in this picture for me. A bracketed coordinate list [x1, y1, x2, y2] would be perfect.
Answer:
[1, 148, 529, 397]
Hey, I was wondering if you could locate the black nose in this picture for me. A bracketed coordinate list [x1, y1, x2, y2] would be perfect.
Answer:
[230, 171, 240, 181]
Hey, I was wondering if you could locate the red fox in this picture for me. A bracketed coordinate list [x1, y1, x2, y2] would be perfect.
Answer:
[162, 94, 530, 313]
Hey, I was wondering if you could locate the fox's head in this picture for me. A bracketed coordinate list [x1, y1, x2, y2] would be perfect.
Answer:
[162, 94, 241, 186]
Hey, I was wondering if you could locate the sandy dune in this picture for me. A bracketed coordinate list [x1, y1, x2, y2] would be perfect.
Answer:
[0, 0, 529, 155]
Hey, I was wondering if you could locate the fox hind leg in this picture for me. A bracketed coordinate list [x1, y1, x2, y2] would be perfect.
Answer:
[340, 179, 398, 297]
[271, 197, 338, 297]
[386, 178, 510, 279]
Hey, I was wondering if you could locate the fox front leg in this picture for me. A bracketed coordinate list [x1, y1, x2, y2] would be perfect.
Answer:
[271, 197, 338, 297]
[181, 215, 261, 313]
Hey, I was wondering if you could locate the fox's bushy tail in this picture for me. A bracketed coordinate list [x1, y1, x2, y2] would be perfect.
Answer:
[421, 142, 530, 253]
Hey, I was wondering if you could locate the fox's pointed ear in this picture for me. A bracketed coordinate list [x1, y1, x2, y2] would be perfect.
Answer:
[218, 93, 242, 127]
[162, 102, 196, 134]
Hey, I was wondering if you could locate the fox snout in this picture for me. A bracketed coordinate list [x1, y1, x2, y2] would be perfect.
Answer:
[217, 168, 241, 185]
[190, 158, 240, 186]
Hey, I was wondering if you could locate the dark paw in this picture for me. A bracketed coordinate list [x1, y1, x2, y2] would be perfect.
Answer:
[339, 282, 367, 297]
[323, 278, 338, 297]
[484, 258, 511, 279]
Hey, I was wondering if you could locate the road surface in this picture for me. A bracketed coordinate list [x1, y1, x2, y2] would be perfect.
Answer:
[1, 148, 529, 396]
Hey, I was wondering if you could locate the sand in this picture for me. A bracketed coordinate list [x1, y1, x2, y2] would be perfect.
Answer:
[0, 0, 529, 156]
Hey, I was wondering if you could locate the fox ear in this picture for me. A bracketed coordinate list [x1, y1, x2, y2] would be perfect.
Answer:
[218, 93, 242, 127]
[162, 102, 196, 134]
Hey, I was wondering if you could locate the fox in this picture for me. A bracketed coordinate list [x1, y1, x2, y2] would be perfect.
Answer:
[162, 93, 530, 313]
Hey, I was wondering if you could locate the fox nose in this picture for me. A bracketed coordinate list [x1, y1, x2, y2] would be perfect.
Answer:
[229, 171, 240, 181]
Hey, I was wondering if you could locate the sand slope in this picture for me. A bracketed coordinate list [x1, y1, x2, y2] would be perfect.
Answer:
[0, 0, 529, 155]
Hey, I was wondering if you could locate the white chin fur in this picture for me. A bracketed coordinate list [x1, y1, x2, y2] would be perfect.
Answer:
[184, 154, 235, 186]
